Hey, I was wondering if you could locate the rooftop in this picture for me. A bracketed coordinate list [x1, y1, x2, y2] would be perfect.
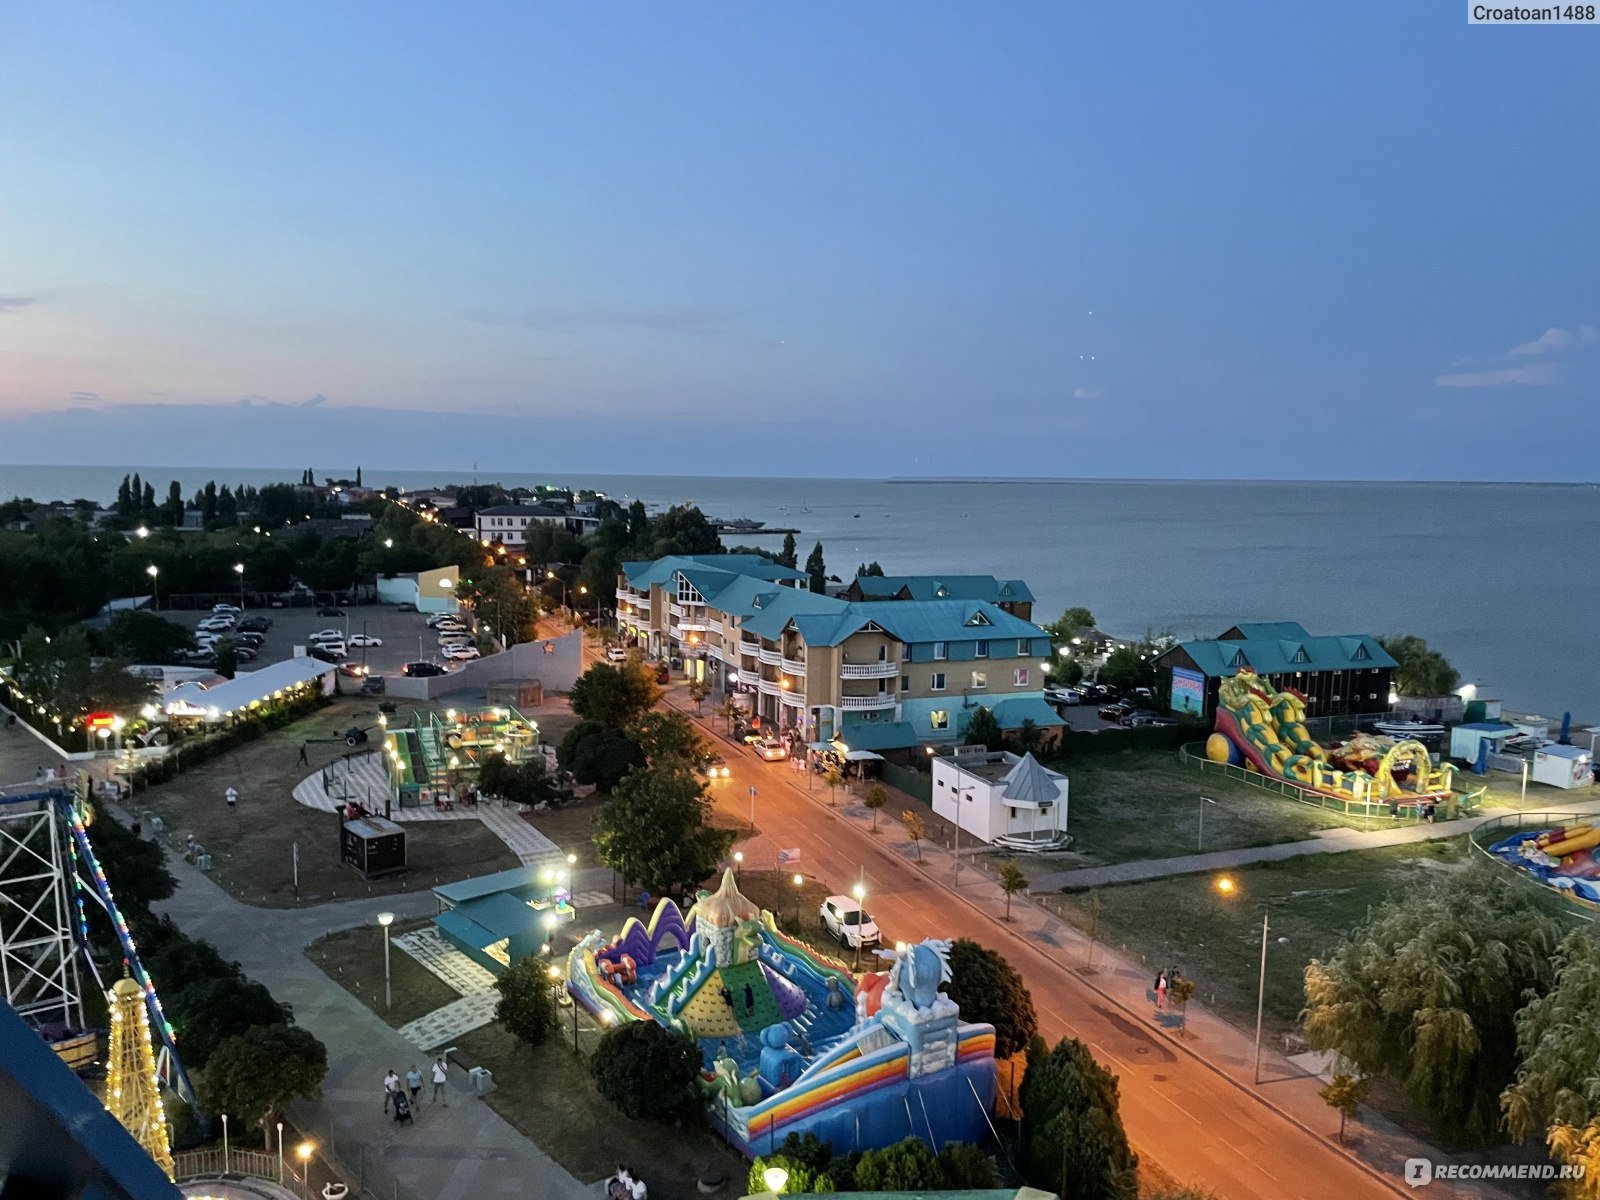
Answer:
[850, 573, 1036, 604]
[1161, 622, 1397, 677]
[162, 656, 334, 715]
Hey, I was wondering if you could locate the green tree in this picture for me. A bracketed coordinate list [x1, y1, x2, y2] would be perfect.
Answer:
[687, 678, 710, 714]
[87, 800, 175, 917]
[595, 764, 733, 899]
[626, 710, 710, 769]
[778, 532, 798, 569]
[494, 955, 560, 1047]
[476, 756, 563, 807]
[746, 1156, 831, 1195]
[804, 541, 826, 594]
[1048, 607, 1096, 639]
[569, 661, 662, 730]
[822, 763, 843, 807]
[1378, 634, 1460, 697]
[998, 862, 1028, 921]
[855, 1137, 946, 1190]
[942, 939, 1038, 1059]
[1084, 890, 1104, 970]
[1098, 646, 1154, 694]
[167, 977, 292, 1069]
[1503, 928, 1600, 1141]
[902, 808, 925, 861]
[213, 638, 237, 680]
[1018, 1035, 1138, 1200]
[963, 705, 1003, 750]
[1319, 1073, 1369, 1146]
[163, 480, 184, 526]
[1303, 862, 1561, 1143]
[556, 722, 645, 791]
[200, 1024, 327, 1142]
[105, 610, 194, 661]
[1169, 976, 1197, 1033]
[590, 1020, 701, 1121]
[938, 1143, 998, 1189]
[863, 782, 887, 832]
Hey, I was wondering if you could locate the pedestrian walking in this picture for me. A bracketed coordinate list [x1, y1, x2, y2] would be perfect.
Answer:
[225, 786, 238, 811]
[297, 742, 309, 766]
[1155, 971, 1168, 1013]
[431, 1056, 448, 1105]
[405, 1064, 422, 1102]
[383, 1068, 400, 1113]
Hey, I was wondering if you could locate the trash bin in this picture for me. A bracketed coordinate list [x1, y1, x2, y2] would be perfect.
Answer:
[195, 852, 213, 872]
[147, 815, 165, 835]
[468, 1066, 495, 1096]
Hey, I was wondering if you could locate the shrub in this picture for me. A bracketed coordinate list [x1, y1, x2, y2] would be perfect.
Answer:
[494, 956, 560, 1047]
[590, 1020, 701, 1121]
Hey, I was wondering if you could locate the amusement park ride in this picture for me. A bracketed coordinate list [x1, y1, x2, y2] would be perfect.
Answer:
[0, 778, 195, 1111]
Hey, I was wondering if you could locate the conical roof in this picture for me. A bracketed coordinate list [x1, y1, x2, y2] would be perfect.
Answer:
[694, 868, 759, 927]
[1001, 752, 1060, 804]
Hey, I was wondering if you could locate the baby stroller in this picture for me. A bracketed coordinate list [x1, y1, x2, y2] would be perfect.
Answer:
[391, 1089, 414, 1126]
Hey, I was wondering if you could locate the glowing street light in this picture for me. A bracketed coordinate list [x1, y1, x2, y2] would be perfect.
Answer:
[763, 1165, 790, 1195]
[145, 564, 159, 609]
[377, 912, 395, 1009]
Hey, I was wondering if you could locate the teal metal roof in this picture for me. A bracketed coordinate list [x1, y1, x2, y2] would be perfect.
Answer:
[1166, 627, 1397, 677]
[621, 554, 806, 588]
[834, 720, 920, 751]
[1226, 621, 1312, 639]
[434, 865, 541, 904]
[989, 696, 1069, 730]
[738, 587, 849, 638]
[852, 574, 1036, 604]
[456, 892, 546, 939]
[788, 599, 1046, 648]
[435, 907, 501, 952]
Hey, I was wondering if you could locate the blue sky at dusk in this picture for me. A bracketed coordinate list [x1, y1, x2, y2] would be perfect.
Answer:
[1, 4, 1596, 479]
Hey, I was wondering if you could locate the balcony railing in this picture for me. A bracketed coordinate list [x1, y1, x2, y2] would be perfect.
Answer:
[780, 690, 807, 708]
[781, 657, 807, 675]
[840, 661, 899, 679]
[758, 646, 783, 667]
[839, 693, 897, 710]
[669, 603, 684, 618]
[708, 618, 725, 634]
[739, 639, 762, 660]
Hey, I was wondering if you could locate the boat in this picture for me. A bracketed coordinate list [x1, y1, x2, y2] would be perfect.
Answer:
[713, 517, 767, 534]
[1371, 719, 1446, 740]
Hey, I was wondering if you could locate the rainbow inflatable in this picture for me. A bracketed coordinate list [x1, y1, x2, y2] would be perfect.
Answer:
[567, 870, 997, 1158]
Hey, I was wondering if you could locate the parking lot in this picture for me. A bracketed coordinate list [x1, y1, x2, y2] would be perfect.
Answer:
[167, 603, 488, 681]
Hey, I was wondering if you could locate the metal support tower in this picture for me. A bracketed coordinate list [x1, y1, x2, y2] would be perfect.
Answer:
[0, 796, 85, 1030]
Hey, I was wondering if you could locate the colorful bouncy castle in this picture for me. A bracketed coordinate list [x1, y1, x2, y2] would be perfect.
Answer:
[1485, 820, 1600, 906]
[566, 870, 997, 1158]
[1207, 669, 1453, 807]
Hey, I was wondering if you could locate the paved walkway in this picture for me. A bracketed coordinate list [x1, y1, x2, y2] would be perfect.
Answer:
[1032, 797, 1600, 891]
[393, 928, 498, 995]
[149, 850, 594, 1200]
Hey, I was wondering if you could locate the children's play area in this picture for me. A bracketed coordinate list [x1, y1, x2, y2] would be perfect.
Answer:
[1206, 669, 1456, 815]
[566, 871, 997, 1158]
[1483, 817, 1600, 908]
[380, 704, 550, 808]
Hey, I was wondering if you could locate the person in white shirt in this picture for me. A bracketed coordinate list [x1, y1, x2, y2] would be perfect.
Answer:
[431, 1057, 449, 1105]
[630, 1175, 646, 1200]
[383, 1069, 400, 1113]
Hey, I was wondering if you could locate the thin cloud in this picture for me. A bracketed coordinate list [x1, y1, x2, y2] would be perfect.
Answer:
[1435, 364, 1559, 388]
[0, 295, 36, 314]
[70, 391, 101, 402]
[1072, 387, 1102, 400]
[1509, 327, 1573, 357]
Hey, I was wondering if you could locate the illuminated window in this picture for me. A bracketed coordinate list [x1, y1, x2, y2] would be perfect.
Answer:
[1014, 668, 1029, 687]
[930, 710, 948, 730]
[970, 671, 987, 689]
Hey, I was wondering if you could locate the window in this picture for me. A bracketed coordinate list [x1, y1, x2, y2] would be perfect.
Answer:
[931, 672, 946, 691]
[1014, 668, 1029, 687]
[970, 671, 987, 689]
[901, 675, 911, 691]
[930, 710, 948, 730]
[1017, 639, 1030, 656]
[933, 641, 947, 661]
[975, 640, 989, 658]
[877, 645, 887, 661]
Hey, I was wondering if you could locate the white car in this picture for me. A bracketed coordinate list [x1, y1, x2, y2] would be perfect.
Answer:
[309, 629, 345, 642]
[606, 646, 629, 662]
[819, 896, 880, 949]
[1045, 687, 1083, 706]
[346, 634, 383, 647]
[212, 604, 241, 615]
[197, 617, 235, 632]
[435, 620, 470, 634]
[439, 632, 473, 645]
[426, 613, 465, 628]
[313, 640, 348, 658]
[443, 644, 480, 660]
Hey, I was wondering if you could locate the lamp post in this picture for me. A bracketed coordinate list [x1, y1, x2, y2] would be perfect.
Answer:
[276, 1121, 284, 1183]
[792, 873, 804, 925]
[296, 1142, 313, 1200]
[850, 882, 866, 971]
[145, 564, 159, 610]
[1215, 875, 1287, 1085]
[221, 1113, 230, 1172]
[733, 850, 743, 879]
[1198, 795, 1215, 851]
[234, 561, 245, 610]
[377, 912, 395, 1010]
[748, 785, 758, 830]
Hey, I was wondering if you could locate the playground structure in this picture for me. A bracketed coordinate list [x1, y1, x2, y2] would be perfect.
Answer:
[380, 704, 551, 807]
[1477, 813, 1600, 911]
[567, 870, 997, 1159]
[1207, 669, 1454, 812]
[0, 781, 195, 1109]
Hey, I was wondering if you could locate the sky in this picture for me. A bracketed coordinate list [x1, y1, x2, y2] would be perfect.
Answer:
[1, 4, 1597, 480]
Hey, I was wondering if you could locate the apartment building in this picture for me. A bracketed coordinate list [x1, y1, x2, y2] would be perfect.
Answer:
[617, 555, 1065, 752]
[474, 503, 578, 546]
[841, 574, 1035, 621]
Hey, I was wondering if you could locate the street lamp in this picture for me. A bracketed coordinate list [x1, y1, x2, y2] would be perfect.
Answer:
[1215, 876, 1288, 1084]
[763, 1165, 790, 1195]
[276, 1122, 284, 1182]
[233, 562, 245, 610]
[792, 873, 804, 924]
[145, 564, 159, 609]
[296, 1142, 314, 1200]
[1198, 795, 1216, 851]
[377, 912, 395, 1009]
[850, 882, 867, 971]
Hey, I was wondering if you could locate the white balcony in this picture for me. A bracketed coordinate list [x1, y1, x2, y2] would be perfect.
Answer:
[781, 657, 807, 676]
[739, 640, 762, 661]
[780, 690, 807, 709]
[615, 587, 636, 604]
[758, 676, 782, 697]
[669, 603, 684, 619]
[758, 646, 783, 667]
[839, 693, 897, 711]
[840, 661, 899, 679]
[708, 618, 724, 634]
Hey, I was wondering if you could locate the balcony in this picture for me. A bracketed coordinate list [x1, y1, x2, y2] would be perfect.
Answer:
[758, 646, 783, 667]
[839, 694, 897, 711]
[781, 657, 807, 676]
[840, 661, 899, 679]
[780, 690, 806, 709]
[708, 618, 724, 635]
[739, 639, 762, 661]
[669, 603, 684, 619]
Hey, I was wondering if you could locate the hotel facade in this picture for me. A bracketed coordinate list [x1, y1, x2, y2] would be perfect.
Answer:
[616, 555, 1064, 753]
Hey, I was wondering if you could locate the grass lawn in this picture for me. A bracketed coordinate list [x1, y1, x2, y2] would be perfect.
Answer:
[1041, 837, 1472, 1036]
[1455, 768, 1598, 813]
[130, 695, 518, 908]
[307, 916, 460, 1027]
[522, 796, 600, 866]
[1029, 749, 1390, 871]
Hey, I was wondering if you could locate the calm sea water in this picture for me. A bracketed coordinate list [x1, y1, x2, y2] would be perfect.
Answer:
[2, 464, 1595, 719]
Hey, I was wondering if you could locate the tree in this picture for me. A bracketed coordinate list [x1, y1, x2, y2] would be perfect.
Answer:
[105, 610, 193, 662]
[998, 862, 1028, 921]
[778, 532, 798, 569]
[590, 1020, 701, 1121]
[716, 697, 739, 733]
[1018, 1035, 1138, 1200]
[167, 977, 291, 1069]
[1099, 646, 1154, 694]
[1017, 718, 1041, 754]
[1378, 634, 1460, 697]
[494, 955, 559, 1047]
[625, 710, 709, 769]
[804, 541, 826, 594]
[863, 783, 887, 832]
[86, 800, 175, 917]
[164, 481, 184, 526]
[687, 678, 710, 714]
[1547, 1119, 1600, 1198]
[1048, 607, 1096, 639]
[902, 809, 926, 861]
[1503, 928, 1600, 1141]
[938, 1143, 998, 1189]
[595, 764, 733, 899]
[213, 638, 237, 680]
[942, 939, 1038, 1060]
[1169, 976, 1197, 1033]
[963, 705, 1003, 750]
[1084, 890, 1104, 970]
[557, 722, 645, 791]
[1303, 862, 1561, 1143]
[200, 1024, 327, 1143]
[857, 560, 885, 577]
[855, 1138, 946, 1191]
[823, 763, 843, 807]
[476, 755, 564, 808]
[116, 475, 133, 516]
[1319, 1073, 1368, 1146]
[569, 661, 661, 730]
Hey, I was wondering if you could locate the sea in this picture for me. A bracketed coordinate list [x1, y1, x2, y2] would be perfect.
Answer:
[2, 464, 1596, 721]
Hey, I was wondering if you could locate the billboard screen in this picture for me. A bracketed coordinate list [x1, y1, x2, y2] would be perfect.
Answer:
[1171, 667, 1205, 717]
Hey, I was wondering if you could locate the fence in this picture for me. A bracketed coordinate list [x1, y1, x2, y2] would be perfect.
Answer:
[174, 1147, 280, 1182]
[1176, 743, 1433, 824]
[881, 762, 930, 802]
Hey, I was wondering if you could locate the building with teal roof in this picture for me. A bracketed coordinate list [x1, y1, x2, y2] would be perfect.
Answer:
[1153, 621, 1397, 720]
[841, 573, 1035, 620]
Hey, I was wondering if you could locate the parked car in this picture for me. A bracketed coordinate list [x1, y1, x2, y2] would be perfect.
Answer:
[396, 602, 417, 612]
[426, 613, 462, 628]
[212, 604, 241, 615]
[401, 661, 446, 677]
[306, 645, 343, 663]
[347, 634, 383, 647]
[235, 632, 266, 647]
[443, 644, 480, 661]
[435, 619, 470, 632]
[1082, 683, 1116, 701]
[1118, 710, 1171, 727]
[313, 640, 348, 659]
[177, 649, 214, 665]
[1045, 687, 1083, 706]
[197, 617, 235, 632]
[232, 646, 258, 663]
[755, 737, 789, 761]
[819, 895, 880, 949]
[605, 646, 629, 662]
[238, 617, 273, 632]
[1099, 701, 1134, 721]
[309, 629, 345, 642]
[317, 607, 344, 617]
[438, 636, 474, 649]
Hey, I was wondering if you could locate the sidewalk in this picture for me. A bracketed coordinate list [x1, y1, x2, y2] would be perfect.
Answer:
[1029, 797, 1600, 890]
[150, 850, 595, 1200]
